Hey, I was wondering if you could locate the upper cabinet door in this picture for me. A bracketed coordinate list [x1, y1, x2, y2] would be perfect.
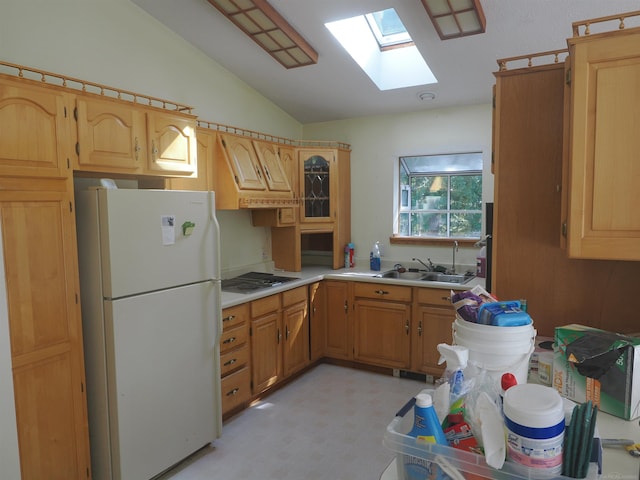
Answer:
[566, 30, 640, 260]
[252, 140, 291, 192]
[219, 134, 266, 191]
[75, 96, 145, 173]
[298, 149, 335, 222]
[146, 111, 197, 175]
[0, 79, 72, 177]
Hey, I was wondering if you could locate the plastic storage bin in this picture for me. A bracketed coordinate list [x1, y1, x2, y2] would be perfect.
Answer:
[383, 394, 600, 480]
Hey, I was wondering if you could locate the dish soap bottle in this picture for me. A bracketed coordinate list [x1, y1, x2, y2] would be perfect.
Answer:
[404, 392, 448, 480]
[370, 241, 381, 271]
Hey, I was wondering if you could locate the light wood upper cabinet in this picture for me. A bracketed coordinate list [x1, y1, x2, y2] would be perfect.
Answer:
[145, 110, 197, 175]
[219, 134, 266, 191]
[252, 140, 291, 192]
[0, 77, 73, 177]
[565, 27, 640, 260]
[75, 95, 145, 173]
[166, 126, 216, 192]
[0, 176, 90, 480]
[75, 94, 197, 177]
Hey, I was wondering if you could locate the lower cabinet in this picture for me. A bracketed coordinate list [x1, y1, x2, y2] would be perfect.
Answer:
[324, 280, 351, 360]
[352, 283, 412, 369]
[250, 294, 282, 394]
[222, 280, 461, 418]
[308, 281, 326, 362]
[249, 286, 309, 395]
[411, 288, 456, 376]
[220, 304, 251, 416]
[281, 287, 309, 378]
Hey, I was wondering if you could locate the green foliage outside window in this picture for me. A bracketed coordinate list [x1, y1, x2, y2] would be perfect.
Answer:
[399, 154, 482, 238]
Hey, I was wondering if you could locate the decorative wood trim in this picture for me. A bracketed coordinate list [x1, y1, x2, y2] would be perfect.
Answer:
[0, 60, 193, 114]
[496, 49, 569, 72]
[197, 120, 351, 150]
[572, 10, 640, 37]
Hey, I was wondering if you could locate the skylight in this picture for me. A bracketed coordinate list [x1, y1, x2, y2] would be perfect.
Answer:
[365, 9, 412, 49]
[326, 8, 436, 91]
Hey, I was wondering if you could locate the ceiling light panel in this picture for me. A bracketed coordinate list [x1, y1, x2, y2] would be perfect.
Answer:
[206, 0, 318, 68]
[421, 0, 486, 40]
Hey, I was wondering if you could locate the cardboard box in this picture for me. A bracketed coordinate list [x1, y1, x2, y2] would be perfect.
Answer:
[553, 324, 640, 420]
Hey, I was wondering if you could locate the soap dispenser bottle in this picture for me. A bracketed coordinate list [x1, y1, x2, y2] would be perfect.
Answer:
[370, 241, 381, 271]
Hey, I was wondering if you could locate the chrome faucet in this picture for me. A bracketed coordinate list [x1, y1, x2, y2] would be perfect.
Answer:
[452, 240, 459, 274]
[412, 257, 434, 271]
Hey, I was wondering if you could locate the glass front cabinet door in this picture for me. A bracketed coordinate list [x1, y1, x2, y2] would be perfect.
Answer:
[299, 150, 335, 223]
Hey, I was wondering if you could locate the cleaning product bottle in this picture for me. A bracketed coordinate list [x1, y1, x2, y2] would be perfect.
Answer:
[344, 245, 350, 269]
[404, 392, 448, 480]
[370, 241, 381, 271]
[348, 242, 355, 267]
[437, 344, 469, 397]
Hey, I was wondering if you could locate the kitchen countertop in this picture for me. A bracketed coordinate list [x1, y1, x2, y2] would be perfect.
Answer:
[220, 265, 485, 309]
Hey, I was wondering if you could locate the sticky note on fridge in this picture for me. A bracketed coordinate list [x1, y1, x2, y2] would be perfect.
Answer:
[161, 215, 176, 245]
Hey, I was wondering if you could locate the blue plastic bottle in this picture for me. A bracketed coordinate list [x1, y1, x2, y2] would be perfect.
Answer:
[404, 393, 448, 480]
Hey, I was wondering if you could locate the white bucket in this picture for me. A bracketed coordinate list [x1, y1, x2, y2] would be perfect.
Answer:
[452, 315, 536, 386]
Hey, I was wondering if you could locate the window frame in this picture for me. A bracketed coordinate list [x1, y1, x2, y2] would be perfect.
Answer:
[393, 153, 483, 244]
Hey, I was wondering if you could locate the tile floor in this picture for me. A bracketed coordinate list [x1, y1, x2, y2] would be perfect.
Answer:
[158, 363, 426, 480]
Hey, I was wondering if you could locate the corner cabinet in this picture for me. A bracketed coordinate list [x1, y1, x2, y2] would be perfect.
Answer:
[298, 148, 351, 269]
[564, 27, 640, 260]
[324, 280, 351, 360]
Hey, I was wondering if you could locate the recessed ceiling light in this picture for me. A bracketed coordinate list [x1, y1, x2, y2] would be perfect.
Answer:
[418, 91, 436, 101]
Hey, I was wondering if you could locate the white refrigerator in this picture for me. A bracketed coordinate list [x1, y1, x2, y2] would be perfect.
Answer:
[75, 188, 222, 480]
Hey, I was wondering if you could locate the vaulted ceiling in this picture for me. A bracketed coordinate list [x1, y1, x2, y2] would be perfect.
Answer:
[130, 0, 640, 124]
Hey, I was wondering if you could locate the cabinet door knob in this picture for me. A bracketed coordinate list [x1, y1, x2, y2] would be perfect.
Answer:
[226, 388, 240, 397]
[223, 315, 235, 322]
[405, 320, 410, 335]
[374, 290, 389, 295]
[418, 321, 423, 336]
[223, 358, 237, 367]
[222, 336, 236, 344]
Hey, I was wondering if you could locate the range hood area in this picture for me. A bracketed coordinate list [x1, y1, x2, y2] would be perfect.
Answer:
[214, 132, 298, 210]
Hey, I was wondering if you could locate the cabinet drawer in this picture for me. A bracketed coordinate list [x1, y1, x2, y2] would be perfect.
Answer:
[282, 285, 306, 307]
[220, 344, 250, 377]
[353, 282, 412, 302]
[221, 367, 251, 414]
[220, 323, 249, 354]
[416, 287, 454, 307]
[251, 293, 281, 317]
[222, 303, 249, 330]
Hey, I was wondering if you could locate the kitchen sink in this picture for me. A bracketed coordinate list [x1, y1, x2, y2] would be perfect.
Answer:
[376, 269, 475, 284]
[421, 272, 475, 284]
[377, 270, 426, 280]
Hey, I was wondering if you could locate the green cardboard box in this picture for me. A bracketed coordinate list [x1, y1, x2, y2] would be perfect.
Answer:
[553, 324, 640, 420]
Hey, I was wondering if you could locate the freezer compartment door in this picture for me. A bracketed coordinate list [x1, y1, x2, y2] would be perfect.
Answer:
[87, 188, 218, 298]
[104, 282, 220, 480]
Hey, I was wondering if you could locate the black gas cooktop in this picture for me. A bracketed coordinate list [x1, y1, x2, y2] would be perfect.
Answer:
[221, 272, 299, 294]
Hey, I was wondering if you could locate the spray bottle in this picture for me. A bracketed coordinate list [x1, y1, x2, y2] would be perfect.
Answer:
[437, 344, 469, 397]
[404, 392, 449, 480]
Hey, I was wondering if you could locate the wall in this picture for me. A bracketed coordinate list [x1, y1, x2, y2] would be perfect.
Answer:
[303, 104, 493, 270]
[0, 0, 300, 273]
